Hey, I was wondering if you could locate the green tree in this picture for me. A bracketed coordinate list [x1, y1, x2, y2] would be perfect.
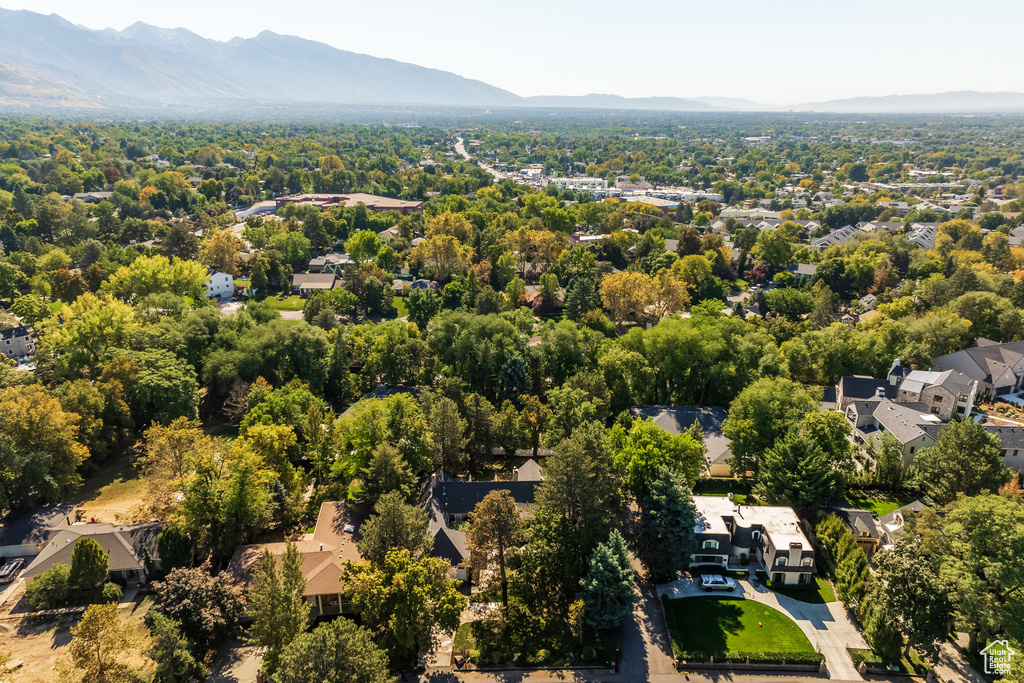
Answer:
[23, 563, 71, 610]
[609, 418, 704, 498]
[57, 603, 144, 683]
[915, 421, 1009, 504]
[724, 377, 819, 476]
[145, 612, 205, 683]
[406, 288, 440, 331]
[636, 466, 697, 581]
[345, 230, 382, 265]
[578, 529, 633, 630]
[362, 443, 416, 505]
[466, 489, 523, 608]
[276, 618, 394, 683]
[248, 542, 310, 673]
[70, 536, 109, 590]
[490, 400, 524, 457]
[342, 549, 467, 667]
[535, 422, 616, 554]
[867, 539, 951, 659]
[356, 491, 433, 565]
[753, 230, 794, 268]
[152, 564, 245, 651]
[871, 432, 907, 489]
[756, 429, 840, 512]
[428, 395, 468, 472]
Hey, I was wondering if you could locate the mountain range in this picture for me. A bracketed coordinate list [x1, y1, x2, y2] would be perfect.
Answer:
[1, 8, 1023, 114]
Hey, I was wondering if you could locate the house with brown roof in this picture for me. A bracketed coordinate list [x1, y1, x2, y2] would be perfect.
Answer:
[226, 502, 360, 618]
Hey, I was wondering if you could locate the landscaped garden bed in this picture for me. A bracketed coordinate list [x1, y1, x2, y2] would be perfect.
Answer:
[847, 647, 932, 677]
[662, 595, 823, 670]
[755, 571, 836, 604]
[453, 620, 618, 670]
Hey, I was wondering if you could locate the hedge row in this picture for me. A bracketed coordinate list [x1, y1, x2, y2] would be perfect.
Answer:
[675, 650, 825, 664]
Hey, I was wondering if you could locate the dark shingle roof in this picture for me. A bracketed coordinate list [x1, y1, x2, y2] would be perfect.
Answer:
[0, 505, 74, 547]
[838, 376, 894, 401]
[0, 326, 31, 341]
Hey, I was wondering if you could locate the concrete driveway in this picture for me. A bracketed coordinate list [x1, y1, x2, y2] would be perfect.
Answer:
[657, 576, 866, 681]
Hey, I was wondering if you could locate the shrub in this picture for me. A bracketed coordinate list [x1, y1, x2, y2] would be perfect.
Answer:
[582, 646, 596, 661]
[101, 582, 123, 604]
[24, 563, 71, 611]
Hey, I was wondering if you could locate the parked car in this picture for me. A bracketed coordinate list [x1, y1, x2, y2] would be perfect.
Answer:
[0, 558, 24, 583]
[698, 573, 736, 592]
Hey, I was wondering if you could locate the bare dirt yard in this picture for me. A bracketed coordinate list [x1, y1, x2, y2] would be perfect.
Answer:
[71, 454, 149, 524]
[0, 595, 154, 681]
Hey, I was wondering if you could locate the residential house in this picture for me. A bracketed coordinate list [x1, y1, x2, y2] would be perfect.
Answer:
[291, 273, 339, 295]
[859, 294, 877, 311]
[377, 227, 401, 242]
[895, 369, 977, 420]
[907, 223, 940, 250]
[1, 326, 34, 360]
[785, 263, 818, 283]
[0, 505, 75, 559]
[226, 502, 360, 618]
[844, 398, 943, 462]
[629, 406, 732, 476]
[810, 225, 859, 251]
[421, 467, 542, 581]
[202, 267, 234, 299]
[72, 191, 114, 203]
[877, 501, 929, 548]
[1008, 225, 1024, 248]
[308, 253, 352, 274]
[22, 522, 163, 585]
[692, 496, 815, 586]
[932, 338, 1024, 396]
[820, 504, 884, 558]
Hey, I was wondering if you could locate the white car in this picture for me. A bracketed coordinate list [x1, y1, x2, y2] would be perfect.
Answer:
[698, 574, 736, 592]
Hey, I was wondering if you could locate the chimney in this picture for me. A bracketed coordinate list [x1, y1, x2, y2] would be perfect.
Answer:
[876, 386, 886, 398]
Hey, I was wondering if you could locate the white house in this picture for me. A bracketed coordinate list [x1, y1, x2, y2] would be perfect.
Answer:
[203, 267, 234, 299]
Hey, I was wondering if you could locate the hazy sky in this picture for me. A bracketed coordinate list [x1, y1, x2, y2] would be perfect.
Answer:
[3, 0, 1019, 104]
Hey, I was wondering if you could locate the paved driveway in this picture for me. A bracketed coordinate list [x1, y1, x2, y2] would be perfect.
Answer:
[657, 576, 866, 681]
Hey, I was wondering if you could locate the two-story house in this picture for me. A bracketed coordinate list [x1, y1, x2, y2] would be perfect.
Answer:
[1, 326, 34, 361]
[692, 496, 815, 586]
[202, 267, 234, 299]
[932, 338, 1024, 397]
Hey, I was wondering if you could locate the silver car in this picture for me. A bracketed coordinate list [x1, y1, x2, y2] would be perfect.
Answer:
[698, 573, 736, 592]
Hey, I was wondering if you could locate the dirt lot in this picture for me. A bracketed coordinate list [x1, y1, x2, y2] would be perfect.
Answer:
[71, 454, 149, 524]
[0, 596, 153, 681]
[0, 614, 76, 682]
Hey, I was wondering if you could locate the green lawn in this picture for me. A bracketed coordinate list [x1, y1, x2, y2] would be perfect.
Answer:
[454, 623, 476, 652]
[265, 294, 306, 312]
[391, 298, 409, 318]
[757, 572, 836, 604]
[664, 597, 815, 658]
[844, 492, 914, 517]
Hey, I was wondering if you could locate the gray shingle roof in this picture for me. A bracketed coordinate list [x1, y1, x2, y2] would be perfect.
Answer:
[22, 523, 162, 578]
[630, 406, 730, 466]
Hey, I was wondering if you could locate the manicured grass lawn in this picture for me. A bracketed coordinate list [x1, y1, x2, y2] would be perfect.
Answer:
[844, 492, 914, 517]
[757, 572, 836, 604]
[454, 623, 476, 652]
[265, 294, 306, 312]
[391, 298, 409, 318]
[664, 597, 815, 658]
